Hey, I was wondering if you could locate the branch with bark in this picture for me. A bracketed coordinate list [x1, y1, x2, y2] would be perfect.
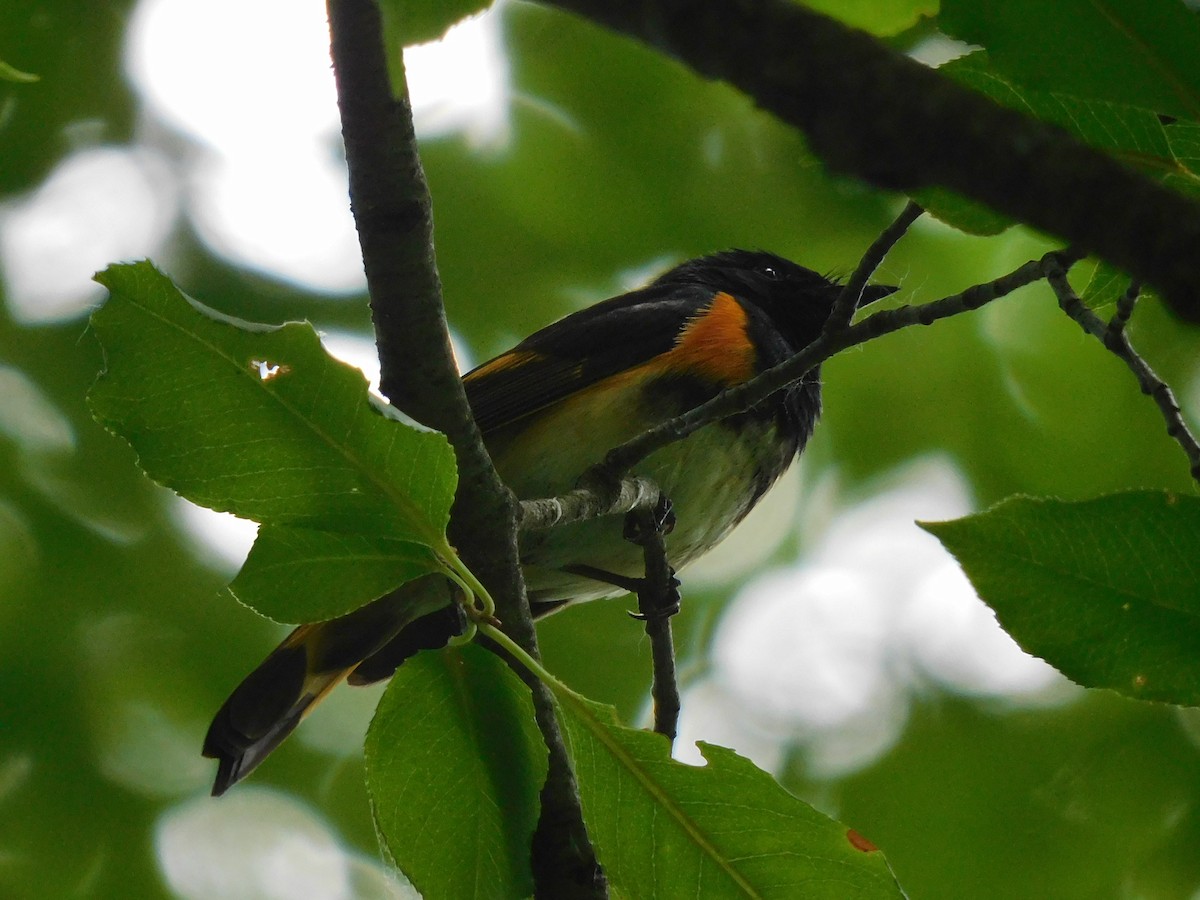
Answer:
[1044, 255, 1200, 481]
[325, 1, 604, 895]
[541, 0, 1200, 323]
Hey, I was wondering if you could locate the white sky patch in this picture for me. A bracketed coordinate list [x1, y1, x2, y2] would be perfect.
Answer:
[319, 328, 475, 396]
[0, 145, 178, 323]
[173, 502, 259, 574]
[124, 0, 510, 293]
[0, 366, 76, 454]
[678, 458, 1072, 779]
[184, 143, 366, 293]
[155, 788, 414, 900]
[404, 9, 511, 147]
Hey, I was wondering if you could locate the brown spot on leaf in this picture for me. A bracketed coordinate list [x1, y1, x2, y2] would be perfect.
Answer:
[847, 828, 878, 852]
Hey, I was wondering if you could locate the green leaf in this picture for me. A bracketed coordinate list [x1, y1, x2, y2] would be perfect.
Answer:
[365, 644, 547, 900]
[88, 262, 457, 551]
[1081, 261, 1136, 310]
[0, 59, 38, 83]
[554, 690, 904, 898]
[922, 491, 1200, 706]
[798, 0, 938, 36]
[1163, 117, 1200, 198]
[941, 52, 1200, 194]
[939, 0, 1200, 121]
[227, 525, 445, 623]
[379, 0, 491, 46]
[911, 185, 1012, 236]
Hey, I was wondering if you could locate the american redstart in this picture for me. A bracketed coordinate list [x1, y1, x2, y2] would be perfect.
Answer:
[203, 249, 895, 794]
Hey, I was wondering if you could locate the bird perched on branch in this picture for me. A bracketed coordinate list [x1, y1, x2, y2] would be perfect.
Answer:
[203, 249, 895, 794]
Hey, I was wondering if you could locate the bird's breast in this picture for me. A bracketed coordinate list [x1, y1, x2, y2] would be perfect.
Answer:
[485, 369, 798, 606]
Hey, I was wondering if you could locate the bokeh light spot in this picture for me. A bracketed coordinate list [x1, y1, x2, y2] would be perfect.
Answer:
[155, 788, 409, 900]
[0, 145, 177, 323]
[124, 0, 509, 292]
[684, 458, 1071, 779]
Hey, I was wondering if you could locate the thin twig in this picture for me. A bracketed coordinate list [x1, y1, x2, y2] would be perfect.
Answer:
[1108, 278, 1142, 339]
[626, 503, 682, 743]
[521, 475, 661, 530]
[826, 201, 924, 333]
[325, 2, 604, 894]
[525, 477, 682, 741]
[1044, 254, 1200, 482]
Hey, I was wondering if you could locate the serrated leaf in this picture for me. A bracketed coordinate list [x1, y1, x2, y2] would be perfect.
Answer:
[88, 262, 457, 553]
[940, 52, 1200, 199]
[1081, 261, 1136, 310]
[553, 689, 903, 899]
[922, 491, 1200, 707]
[912, 185, 1013, 236]
[365, 644, 547, 900]
[940, 0, 1200, 122]
[228, 525, 444, 623]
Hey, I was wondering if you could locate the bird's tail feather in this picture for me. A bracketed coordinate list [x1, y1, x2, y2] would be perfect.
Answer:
[203, 579, 457, 796]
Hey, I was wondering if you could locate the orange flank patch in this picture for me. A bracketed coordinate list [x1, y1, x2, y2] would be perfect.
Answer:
[658, 291, 755, 385]
[463, 349, 543, 383]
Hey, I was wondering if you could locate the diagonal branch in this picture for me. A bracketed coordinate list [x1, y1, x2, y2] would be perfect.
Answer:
[1044, 254, 1200, 481]
[826, 200, 924, 334]
[540, 0, 1200, 323]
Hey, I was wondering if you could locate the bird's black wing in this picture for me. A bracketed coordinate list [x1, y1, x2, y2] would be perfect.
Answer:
[463, 282, 714, 434]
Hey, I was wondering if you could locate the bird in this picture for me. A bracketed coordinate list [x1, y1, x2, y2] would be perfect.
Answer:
[202, 249, 895, 795]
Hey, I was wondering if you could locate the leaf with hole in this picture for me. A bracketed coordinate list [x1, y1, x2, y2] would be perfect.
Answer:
[89, 261, 457, 550]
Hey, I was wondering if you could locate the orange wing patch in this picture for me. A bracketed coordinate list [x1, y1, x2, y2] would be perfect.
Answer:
[659, 291, 756, 385]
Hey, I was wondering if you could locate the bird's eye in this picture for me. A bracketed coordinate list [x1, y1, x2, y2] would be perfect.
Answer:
[761, 265, 780, 280]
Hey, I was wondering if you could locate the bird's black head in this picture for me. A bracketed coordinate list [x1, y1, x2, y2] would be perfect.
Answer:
[653, 249, 895, 350]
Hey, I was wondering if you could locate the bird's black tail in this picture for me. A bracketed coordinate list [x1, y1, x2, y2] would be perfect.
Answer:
[203, 585, 463, 795]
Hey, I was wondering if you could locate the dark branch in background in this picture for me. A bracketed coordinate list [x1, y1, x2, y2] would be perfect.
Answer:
[324, 2, 604, 895]
[541, 0, 1200, 322]
[1044, 255, 1200, 481]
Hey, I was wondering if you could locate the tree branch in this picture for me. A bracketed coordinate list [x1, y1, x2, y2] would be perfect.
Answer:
[826, 200, 924, 334]
[540, 0, 1200, 322]
[520, 475, 662, 530]
[1044, 255, 1200, 482]
[325, 2, 604, 894]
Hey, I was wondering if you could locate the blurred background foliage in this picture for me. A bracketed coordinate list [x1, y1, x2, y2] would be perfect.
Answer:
[3, 1, 1200, 898]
